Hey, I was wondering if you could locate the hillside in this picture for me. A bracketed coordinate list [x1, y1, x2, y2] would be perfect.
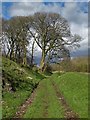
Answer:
[2, 57, 45, 118]
[23, 72, 88, 118]
[50, 72, 88, 118]
[2, 57, 88, 119]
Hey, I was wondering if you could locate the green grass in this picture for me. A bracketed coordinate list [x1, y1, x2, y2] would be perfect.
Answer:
[2, 90, 31, 118]
[24, 79, 64, 118]
[50, 72, 88, 118]
[0, 100, 2, 119]
[2, 57, 45, 118]
[24, 81, 45, 118]
[2, 57, 88, 118]
[2, 57, 43, 88]
[23, 66, 45, 83]
[47, 80, 64, 118]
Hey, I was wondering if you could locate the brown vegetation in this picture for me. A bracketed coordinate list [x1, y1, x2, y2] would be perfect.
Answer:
[51, 56, 89, 73]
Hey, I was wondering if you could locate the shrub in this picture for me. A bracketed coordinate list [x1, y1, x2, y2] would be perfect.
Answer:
[44, 64, 52, 75]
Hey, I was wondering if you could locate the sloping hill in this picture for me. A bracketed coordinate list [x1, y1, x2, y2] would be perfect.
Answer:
[50, 72, 88, 118]
[2, 57, 88, 118]
[22, 72, 88, 118]
[2, 57, 45, 118]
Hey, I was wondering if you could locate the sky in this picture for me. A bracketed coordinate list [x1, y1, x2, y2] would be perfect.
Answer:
[1, 1, 89, 61]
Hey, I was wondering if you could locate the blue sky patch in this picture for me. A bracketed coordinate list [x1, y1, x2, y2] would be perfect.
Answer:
[2, 2, 13, 19]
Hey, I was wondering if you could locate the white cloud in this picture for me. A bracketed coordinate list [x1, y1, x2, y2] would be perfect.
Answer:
[9, 2, 88, 25]
[0, 3, 2, 18]
[9, 2, 63, 17]
[8, 2, 88, 56]
[61, 2, 88, 25]
[60, 2, 88, 53]
[2, 0, 42, 2]
[2, 0, 89, 2]
[9, 2, 88, 23]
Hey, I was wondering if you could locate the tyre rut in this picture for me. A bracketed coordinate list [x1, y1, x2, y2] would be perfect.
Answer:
[14, 84, 40, 118]
[42, 81, 49, 118]
[51, 80, 79, 120]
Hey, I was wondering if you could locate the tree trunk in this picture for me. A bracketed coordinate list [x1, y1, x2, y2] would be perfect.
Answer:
[30, 41, 35, 66]
[23, 47, 27, 65]
[15, 45, 19, 63]
[9, 40, 14, 60]
[10, 49, 13, 60]
[40, 51, 46, 72]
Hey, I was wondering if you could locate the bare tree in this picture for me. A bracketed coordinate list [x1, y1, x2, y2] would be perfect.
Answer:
[2, 17, 29, 64]
[2, 13, 82, 71]
[27, 12, 82, 72]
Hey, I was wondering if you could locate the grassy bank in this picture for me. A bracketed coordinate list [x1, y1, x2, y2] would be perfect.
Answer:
[50, 72, 88, 118]
[2, 57, 45, 118]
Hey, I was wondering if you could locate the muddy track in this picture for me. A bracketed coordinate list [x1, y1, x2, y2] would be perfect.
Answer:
[43, 84, 48, 118]
[43, 98, 48, 118]
[14, 86, 39, 118]
[51, 80, 79, 120]
[13, 78, 79, 119]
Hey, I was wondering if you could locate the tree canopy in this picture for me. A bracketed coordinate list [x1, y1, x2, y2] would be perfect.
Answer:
[2, 12, 82, 72]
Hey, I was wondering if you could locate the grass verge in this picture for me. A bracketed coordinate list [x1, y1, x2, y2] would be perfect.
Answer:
[50, 72, 88, 118]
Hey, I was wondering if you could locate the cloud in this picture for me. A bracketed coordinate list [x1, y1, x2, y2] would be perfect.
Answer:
[9, 2, 88, 25]
[0, 3, 2, 18]
[2, 0, 42, 2]
[2, 0, 89, 2]
[44, 0, 88, 2]
[4, 2, 88, 57]
[61, 2, 88, 25]
[8, 2, 88, 29]
[60, 2, 88, 55]
[9, 2, 63, 17]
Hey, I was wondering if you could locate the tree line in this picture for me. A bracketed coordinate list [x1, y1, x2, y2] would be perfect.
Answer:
[2, 12, 82, 72]
[51, 56, 89, 73]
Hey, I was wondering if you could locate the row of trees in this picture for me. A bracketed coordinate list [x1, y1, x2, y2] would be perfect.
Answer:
[51, 57, 89, 73]
[2, 12, 82, 72]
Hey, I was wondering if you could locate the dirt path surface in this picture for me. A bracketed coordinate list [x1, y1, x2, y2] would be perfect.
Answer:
[14, 77, 79, 119]
[14, 89, 37, 118]
[42, 84, 48, 118]
[51, 80, 79, 120]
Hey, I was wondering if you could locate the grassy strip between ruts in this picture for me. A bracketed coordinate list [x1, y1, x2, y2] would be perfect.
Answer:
[24, 79, 64, 118]
[23, 81, 45, 118]
[46, 79, 64, 118]
[50, 72, 88, 118]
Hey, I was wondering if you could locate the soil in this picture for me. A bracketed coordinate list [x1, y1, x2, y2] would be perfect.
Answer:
[13, 79, 79, 119]
[14, 91, 36, 118]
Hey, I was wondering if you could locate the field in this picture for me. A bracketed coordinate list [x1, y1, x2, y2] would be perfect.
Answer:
[2, 58, 89, 118]
[50, 72, 88, 118]
[23, 72, 88, 118]
[2, 58, 88, 118]
[2, 57, 45, 118]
